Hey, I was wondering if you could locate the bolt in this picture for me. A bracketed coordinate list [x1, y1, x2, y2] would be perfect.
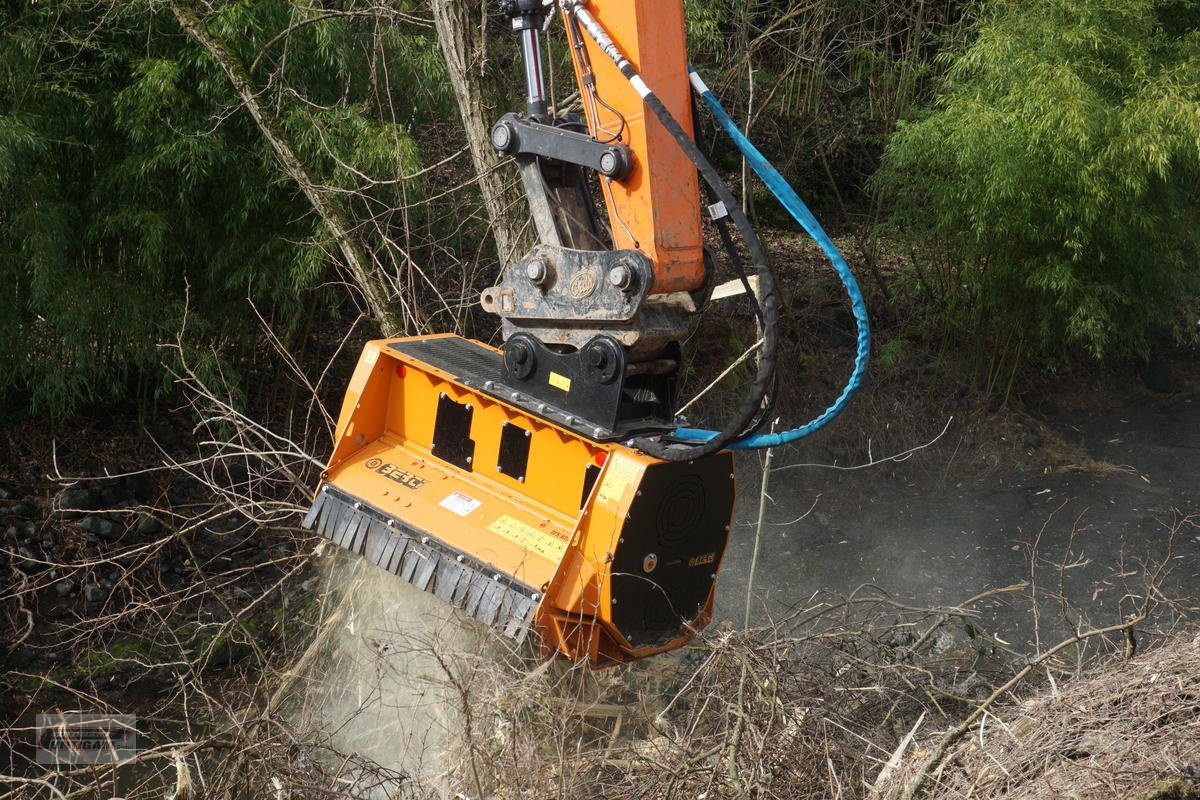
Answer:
[491, 121, 514, 152]
[599, 150, 620, 175]
[525, 258, 550, 286]
[466, 456, 473, 464]
[593, 427, 605, 438]
[484, 380, 496, 390]
[607, 264, 633, 290]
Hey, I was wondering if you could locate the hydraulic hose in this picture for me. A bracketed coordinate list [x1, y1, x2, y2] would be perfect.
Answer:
[678, 67, 870, 450]
[567, 3, 780, 462]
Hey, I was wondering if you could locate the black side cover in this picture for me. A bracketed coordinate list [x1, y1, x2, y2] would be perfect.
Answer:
[432, 393, 475, 471]
[609, 452, 735, 649]
[497, 421, 532, 482]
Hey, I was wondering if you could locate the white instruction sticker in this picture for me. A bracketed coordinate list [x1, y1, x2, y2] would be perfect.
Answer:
[439, 491, 482, 517]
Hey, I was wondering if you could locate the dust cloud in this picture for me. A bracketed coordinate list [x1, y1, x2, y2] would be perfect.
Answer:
[286, 552, 484, 786]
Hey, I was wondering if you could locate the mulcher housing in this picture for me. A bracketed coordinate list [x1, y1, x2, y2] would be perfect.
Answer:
[304, 336, 734, 665]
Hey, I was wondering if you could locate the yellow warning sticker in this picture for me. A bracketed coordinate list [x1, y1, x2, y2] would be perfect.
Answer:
[488, 515, 568, 562]
[596, 456, 641, 508]
[548, 371, 572, 392]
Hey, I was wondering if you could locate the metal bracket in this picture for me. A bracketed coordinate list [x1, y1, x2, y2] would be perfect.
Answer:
[499, 333, 675, 432]
[492, 113, 631, 180]
[481, 244, 652, 325]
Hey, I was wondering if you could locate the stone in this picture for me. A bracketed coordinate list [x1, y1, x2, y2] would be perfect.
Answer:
[133, 515, 163, 536]
[100, 485, 135, 508]
[123, 474, 154, 502]
[55, 579, 76, 597]
[8, 647, 35, 669]
[79, 516, 120, 540]
[930, 628, 957, 654]
[84, 583, 107, 603]
[56, 487, 98, 515]
[0, 485, 14, 501]
[9, 502, 35, 519]
[881, 628, 916, 649]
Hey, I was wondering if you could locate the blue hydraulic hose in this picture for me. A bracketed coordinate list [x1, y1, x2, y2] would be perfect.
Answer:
[678, 66, 871, 450]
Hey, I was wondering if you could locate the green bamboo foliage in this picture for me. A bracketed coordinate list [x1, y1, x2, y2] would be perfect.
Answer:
[683, 0, 972, 207]
[0, 1, 447, 417]
[875, 0, 1200, 362]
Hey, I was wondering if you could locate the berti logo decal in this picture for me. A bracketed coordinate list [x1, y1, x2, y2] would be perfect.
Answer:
[364, 458, 426, 490]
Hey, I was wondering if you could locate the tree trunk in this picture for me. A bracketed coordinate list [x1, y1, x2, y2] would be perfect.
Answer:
[167, 1, 404, 336]
[430, 0, 531, 268]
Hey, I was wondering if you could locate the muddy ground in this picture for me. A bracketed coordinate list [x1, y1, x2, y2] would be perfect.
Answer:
[718, 370, 1200, 646]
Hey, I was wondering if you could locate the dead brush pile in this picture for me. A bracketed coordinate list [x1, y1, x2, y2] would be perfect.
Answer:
[881, 629, 1200, 800]
[443, 594, 1006, 800]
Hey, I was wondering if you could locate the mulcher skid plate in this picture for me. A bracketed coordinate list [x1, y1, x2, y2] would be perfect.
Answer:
[303, 335, 735, 665]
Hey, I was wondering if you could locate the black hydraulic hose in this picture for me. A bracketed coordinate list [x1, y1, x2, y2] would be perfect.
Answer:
[567, 4, 779, 461]
[692, 94, 765, 330]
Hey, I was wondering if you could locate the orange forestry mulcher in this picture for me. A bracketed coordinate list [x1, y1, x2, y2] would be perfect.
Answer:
[305, 336, 733, 664]
[304, 0, 868, 665]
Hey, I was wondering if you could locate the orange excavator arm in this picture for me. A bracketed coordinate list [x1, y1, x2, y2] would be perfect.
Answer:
[563, 0, 704, 295]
